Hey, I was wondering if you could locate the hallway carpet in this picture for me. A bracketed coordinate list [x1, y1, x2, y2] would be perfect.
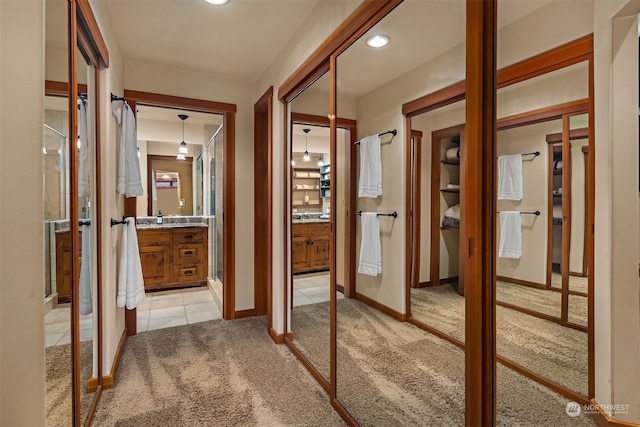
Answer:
[92, 316, 345, 426]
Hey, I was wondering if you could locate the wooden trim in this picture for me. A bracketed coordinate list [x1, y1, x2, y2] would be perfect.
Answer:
[330, 399, 358, 427]
[87, 377, 98, 393]
[124, 89, 236, 113]
[102, 328, 127, 389]
[408, 317, 465, 350]
[589, 399, 640, 427]
[254, 87, 273, 321]
[402, 36, 593, 118]
[76, 0, 109, 68]
[496, 275, 547, 290]
[403, 80, 466, 117]
[496, 301, 587, 333]
[561, 115, 572, 324]
[287, 331, 294, 340]
[93, 66, 104, 404]
[409, 128, 422, 290]
[329, 52, 337, 403]
[587, 52, 595, 399]
[234, 308, 257, 319]
[496, 34, 592, 89]
[291, 112, 357, 129]
[278, 1, 402, 101]
[464, 2, 497, 425]
[284, 339, 330, 394]
[354, 292, 407, 321]
[45, 81, 87, 97]
[268, 328, 284, 344]
[282, 102, 290, 359]
[546, 127, 589, 144]
[547, 141, 556, 288]
[497, 99, 589, 130]
[496, 355, 589, 405]
[416, 281, 435, 288]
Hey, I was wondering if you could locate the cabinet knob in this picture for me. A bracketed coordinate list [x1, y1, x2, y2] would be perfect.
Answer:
[184, 234, 193, 239]
[184, 270, 193, 275]
[184, 250, 193, 255]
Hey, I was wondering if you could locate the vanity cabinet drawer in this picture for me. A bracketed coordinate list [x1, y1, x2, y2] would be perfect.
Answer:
[137, 230, 172, 246]
[173, 228, 205, 244]
[173, 263, 205, 282]
[175, 244, 204, 262]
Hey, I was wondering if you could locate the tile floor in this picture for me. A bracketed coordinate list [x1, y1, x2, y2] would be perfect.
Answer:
[136, 286, 221, 333]
[44, 286, 220, 345]
[293, 272, 342, 307]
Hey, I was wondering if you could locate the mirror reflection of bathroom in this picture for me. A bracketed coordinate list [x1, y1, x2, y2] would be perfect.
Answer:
[287, 70, 333, 382]
[133, 105, 225, 332]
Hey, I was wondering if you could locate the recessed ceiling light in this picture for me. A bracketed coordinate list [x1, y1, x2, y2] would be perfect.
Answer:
[366, 34, 390, 48]
[203, 0, 228, 4]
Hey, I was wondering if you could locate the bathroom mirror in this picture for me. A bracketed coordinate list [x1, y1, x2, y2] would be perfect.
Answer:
[286, 71, 332, 385]
[334, 1, 468, 423]
[44, 0, 72, 424]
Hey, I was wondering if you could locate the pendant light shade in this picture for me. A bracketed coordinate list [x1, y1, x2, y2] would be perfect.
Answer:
[303, 128, 310, 162]
[317, 155, 324, 167]
[177, 114, 188, 160]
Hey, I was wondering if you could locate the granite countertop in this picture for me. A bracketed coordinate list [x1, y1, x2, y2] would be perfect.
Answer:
[136, 216, 209, 229]
[292, 213, 330, 224]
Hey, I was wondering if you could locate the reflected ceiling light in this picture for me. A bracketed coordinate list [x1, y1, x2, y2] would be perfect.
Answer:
[43, 147, 48, 155]
[177, 114, 188, 160]
[303, 128, 311, 162]
[203, 0, 228, 4]
[162, 174, 171, 180]
[317, 154, 324, 167]
[366, 34, 390, 48]
[291, 158, 296, 166]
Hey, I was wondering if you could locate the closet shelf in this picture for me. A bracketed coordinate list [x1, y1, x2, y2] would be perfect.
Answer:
[440, 188, 460, 193]
[441, 225, 460, 230]
[441, 160, 460, 166]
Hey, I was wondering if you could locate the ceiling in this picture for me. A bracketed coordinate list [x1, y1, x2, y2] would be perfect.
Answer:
[104, 0, 323, 82]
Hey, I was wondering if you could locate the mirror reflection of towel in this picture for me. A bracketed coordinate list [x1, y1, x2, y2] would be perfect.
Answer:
[358, 135, 382, 198]
[499, 212, 522, 259]
[498, 154, 523, 200]
[79, 224, 92, 315]
[358, 213, 382, 276]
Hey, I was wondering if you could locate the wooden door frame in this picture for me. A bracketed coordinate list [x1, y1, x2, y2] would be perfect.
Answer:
[123, 89, 237, 321]
[254, 87, 273, 323]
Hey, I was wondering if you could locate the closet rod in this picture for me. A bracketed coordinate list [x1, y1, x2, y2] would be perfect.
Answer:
[110, 216, 129, 227]
[354, 129, 397, 145]
[355, 211, 398, 218]
[497, 210, 540, 216]
[110, 93, 126, 102]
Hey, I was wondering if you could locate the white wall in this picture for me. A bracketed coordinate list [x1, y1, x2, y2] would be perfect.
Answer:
[0, 1, 46, 425]
[594, 1, 640, 421]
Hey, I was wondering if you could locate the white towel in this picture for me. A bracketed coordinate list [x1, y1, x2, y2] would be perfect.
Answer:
[498, 154, 523, 200]
[358, 135, 382, 198]
[444, 204, 461, 220]
[117, 103, 144, 197]
[358, 213, 382, 276]
[79, 224, 92, 315]
[151, 169, 157, 202]
[78, 99, 91, 198]
[499, 212, 522, 259]
[117, 218, 146, 309]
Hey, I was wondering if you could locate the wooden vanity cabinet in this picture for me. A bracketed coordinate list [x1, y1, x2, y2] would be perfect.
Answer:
[137, 227, 208, 291]
[292, 222, 330, 274]
[55, 231, 73, 303]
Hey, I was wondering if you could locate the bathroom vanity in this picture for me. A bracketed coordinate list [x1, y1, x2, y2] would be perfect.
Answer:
[136, 223, 208, 291]
[291, 218, 330, 274]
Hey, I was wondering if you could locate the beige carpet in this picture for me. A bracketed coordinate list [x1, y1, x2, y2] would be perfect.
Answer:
[333, 298, 594, 426]
[291, 304, 331, 381]
[92, 316, 345, 426]
[46, 341, 94, 426]
[411, 284, 588, 396]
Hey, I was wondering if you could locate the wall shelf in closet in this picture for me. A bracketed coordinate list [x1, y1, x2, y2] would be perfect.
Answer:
[441, 159, 461, 166]
[441, 188, 460, 193]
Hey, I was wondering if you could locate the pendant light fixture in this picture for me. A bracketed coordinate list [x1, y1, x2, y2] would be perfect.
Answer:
[177, 114, 188, 160]
[317, 154, 324, 167]
[303, 128, 311, 162]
